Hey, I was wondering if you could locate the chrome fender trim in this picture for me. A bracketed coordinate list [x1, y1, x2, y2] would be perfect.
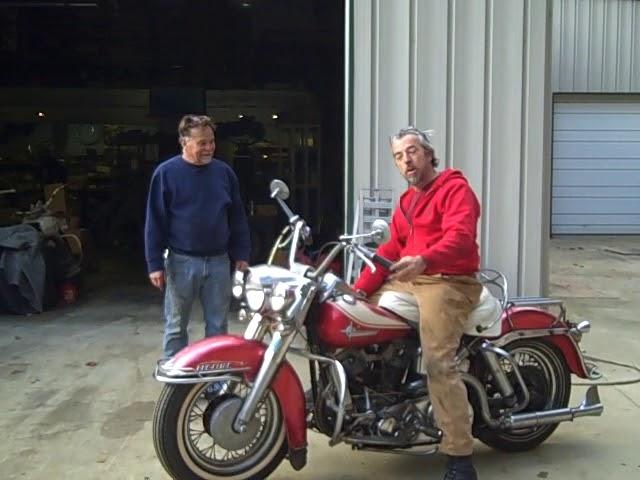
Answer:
[154, 360, 250, 384]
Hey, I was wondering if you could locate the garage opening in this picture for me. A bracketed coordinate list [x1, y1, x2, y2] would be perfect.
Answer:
[551, 97, 640, 235]
[0, 0, 345, 312]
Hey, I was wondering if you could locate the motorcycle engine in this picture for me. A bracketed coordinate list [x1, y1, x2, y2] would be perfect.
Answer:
[337, 339, 417, 400]
[316, 340, 438, 443]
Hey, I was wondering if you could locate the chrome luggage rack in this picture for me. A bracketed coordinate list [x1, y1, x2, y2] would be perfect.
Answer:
[477, 269, 567, 326]
[509, 297, 564, 308]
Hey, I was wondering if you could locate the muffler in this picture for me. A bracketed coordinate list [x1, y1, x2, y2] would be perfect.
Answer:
[503, 386, 604, 430]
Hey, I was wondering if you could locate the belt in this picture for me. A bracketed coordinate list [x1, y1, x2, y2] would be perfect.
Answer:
[169, 247, 228, 258]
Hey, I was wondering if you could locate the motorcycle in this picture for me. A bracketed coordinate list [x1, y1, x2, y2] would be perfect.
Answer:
[152, 179, 604, 480]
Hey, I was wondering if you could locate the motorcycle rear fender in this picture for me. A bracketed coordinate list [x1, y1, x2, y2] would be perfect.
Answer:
[502, 307, 589, 378]
[156, 335, 307, 451]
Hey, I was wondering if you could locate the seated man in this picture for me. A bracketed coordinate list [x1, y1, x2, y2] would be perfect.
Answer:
[354, 127, 482, 480]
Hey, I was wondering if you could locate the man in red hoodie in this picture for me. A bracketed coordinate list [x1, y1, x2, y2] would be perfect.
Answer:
[355, 127, 482, 480]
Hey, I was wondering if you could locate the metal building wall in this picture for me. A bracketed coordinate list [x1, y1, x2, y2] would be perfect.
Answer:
[552, 0, 640, 93]
[346, 0, 552, 296]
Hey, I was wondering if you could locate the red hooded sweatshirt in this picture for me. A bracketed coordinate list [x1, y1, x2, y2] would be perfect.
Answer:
[354, 169, 480, 296]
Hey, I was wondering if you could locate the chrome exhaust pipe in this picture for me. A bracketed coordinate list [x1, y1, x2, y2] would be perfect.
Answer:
[503, 386, 604, 430]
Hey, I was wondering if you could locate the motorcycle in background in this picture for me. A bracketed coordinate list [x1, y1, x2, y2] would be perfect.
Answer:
[18, 185, 81, 307]
[152, 179, 603, 480]
[18, 184, 82, 269]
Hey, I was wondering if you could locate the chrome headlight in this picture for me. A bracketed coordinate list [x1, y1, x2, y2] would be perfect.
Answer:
[232, 284, 244, 299]
[245, 288, 266, 311]
[232, 270, 245, 299]
[241, 264, 309, 315]
[269, 282, 295, 312]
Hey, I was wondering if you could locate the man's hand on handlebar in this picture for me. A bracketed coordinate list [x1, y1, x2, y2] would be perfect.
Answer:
[388, 255, 427, 282]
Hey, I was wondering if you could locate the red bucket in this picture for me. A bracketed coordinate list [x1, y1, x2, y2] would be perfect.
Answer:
[59, 281, 78, 305]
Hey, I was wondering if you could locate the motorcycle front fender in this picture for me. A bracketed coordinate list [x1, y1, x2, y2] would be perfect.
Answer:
[155, 334, 307, 452]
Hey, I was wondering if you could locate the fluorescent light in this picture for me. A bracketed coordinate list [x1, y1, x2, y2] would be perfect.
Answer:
[0, 2, 98, 6]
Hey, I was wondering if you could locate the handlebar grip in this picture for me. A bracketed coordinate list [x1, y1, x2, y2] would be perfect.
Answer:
[372, 254, 394, 270]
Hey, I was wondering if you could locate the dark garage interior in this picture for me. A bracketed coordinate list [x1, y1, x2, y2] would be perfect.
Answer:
[0, 0, 344, 313]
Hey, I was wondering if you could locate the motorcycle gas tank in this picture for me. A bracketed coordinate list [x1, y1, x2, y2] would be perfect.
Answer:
[316, 296, 413, 348]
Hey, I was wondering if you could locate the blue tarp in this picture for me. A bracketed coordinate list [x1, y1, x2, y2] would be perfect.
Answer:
[0, 224, 45, 314]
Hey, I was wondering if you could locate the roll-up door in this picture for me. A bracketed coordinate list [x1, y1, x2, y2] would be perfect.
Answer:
[552, 102, 640, 234]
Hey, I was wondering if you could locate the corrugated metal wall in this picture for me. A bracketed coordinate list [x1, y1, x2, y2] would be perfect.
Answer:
[552, 0, 640, 92]
[346, 0, 551, 296]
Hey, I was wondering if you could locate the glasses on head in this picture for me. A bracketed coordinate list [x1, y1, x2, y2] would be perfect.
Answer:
[389, 126, 432, 145]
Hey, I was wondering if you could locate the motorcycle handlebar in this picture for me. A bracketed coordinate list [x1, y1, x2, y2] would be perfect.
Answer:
[372, 253, 394, 270]
[353, 244, 394, 271]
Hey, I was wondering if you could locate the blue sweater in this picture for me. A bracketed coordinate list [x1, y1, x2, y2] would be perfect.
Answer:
[144, 156, 250, 273]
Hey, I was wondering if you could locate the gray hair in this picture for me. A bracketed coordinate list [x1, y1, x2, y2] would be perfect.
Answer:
[178, 114, 216, 144]
[390, 126, 439, 167]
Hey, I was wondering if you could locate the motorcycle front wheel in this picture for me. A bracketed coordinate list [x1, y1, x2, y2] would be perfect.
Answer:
[153, 378, 287, 480]
[476, 338, 571, 452]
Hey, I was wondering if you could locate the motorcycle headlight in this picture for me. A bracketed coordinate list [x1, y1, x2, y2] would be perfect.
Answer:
[270, 282, 294, 312]
[245, 288, 266, 311]
[232, 284, 244, 299]
[232, 270, 245, 299]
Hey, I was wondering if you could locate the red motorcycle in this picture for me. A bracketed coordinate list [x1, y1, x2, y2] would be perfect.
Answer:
[152, 179, 603, 480]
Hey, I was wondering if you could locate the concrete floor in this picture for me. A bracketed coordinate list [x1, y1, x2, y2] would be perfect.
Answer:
[1, 237, 639, 479]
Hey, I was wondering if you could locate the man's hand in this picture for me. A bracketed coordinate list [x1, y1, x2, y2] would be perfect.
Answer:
[149, 270, 165, 290]
[388, 255, 426, 282]
[235, 260, 249, 272]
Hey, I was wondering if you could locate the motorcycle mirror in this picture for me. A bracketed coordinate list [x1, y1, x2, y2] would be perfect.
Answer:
[370, 219, 390, 245]
[269, 179, 290, 200]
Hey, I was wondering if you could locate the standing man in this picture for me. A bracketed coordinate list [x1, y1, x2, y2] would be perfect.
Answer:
[145, 114, 250, 360]
[354, 127, 482, 480]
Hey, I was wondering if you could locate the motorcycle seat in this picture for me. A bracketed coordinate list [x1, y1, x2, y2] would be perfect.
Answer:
[378, 286, 503, 337]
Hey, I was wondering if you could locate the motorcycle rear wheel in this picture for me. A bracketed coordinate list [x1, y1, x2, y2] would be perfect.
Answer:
[153, 379, 287, 480]
[476, 338, 571, 452]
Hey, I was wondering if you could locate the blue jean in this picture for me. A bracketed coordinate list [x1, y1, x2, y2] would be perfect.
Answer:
[162, 251, 231, 359]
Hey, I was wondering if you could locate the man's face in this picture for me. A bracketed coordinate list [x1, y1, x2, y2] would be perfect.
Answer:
[182, 126, 215, 164]
[391, 134, 436, 188]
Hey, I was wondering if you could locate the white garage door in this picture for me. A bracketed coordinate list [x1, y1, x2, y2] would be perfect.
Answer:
[552, 102, 640, 235]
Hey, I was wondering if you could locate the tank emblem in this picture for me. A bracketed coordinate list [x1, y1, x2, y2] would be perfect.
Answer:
[341, 322, 378, 339]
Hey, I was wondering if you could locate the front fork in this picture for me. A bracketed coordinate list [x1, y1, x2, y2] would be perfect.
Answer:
[233, 328, 297, 433]
[233, 284, 317, 433]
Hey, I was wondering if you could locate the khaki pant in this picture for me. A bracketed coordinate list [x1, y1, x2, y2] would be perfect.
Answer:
[370, 274, 482, 455]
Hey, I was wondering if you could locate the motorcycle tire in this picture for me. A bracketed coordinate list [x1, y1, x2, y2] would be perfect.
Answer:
[476, 338, 571, 452]
[153, 381, 287, 480]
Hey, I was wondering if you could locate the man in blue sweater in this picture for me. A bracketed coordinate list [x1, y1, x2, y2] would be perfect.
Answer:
[145, 114, 250, 360]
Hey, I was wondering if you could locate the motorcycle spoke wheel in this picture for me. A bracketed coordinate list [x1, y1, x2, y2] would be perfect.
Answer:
[181, 382, 274, 470]
[476, 339, 571, 452]
[153, 378, 287, 480]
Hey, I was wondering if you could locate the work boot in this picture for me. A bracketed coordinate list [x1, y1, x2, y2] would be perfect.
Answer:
[443, 455, 478, 480]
